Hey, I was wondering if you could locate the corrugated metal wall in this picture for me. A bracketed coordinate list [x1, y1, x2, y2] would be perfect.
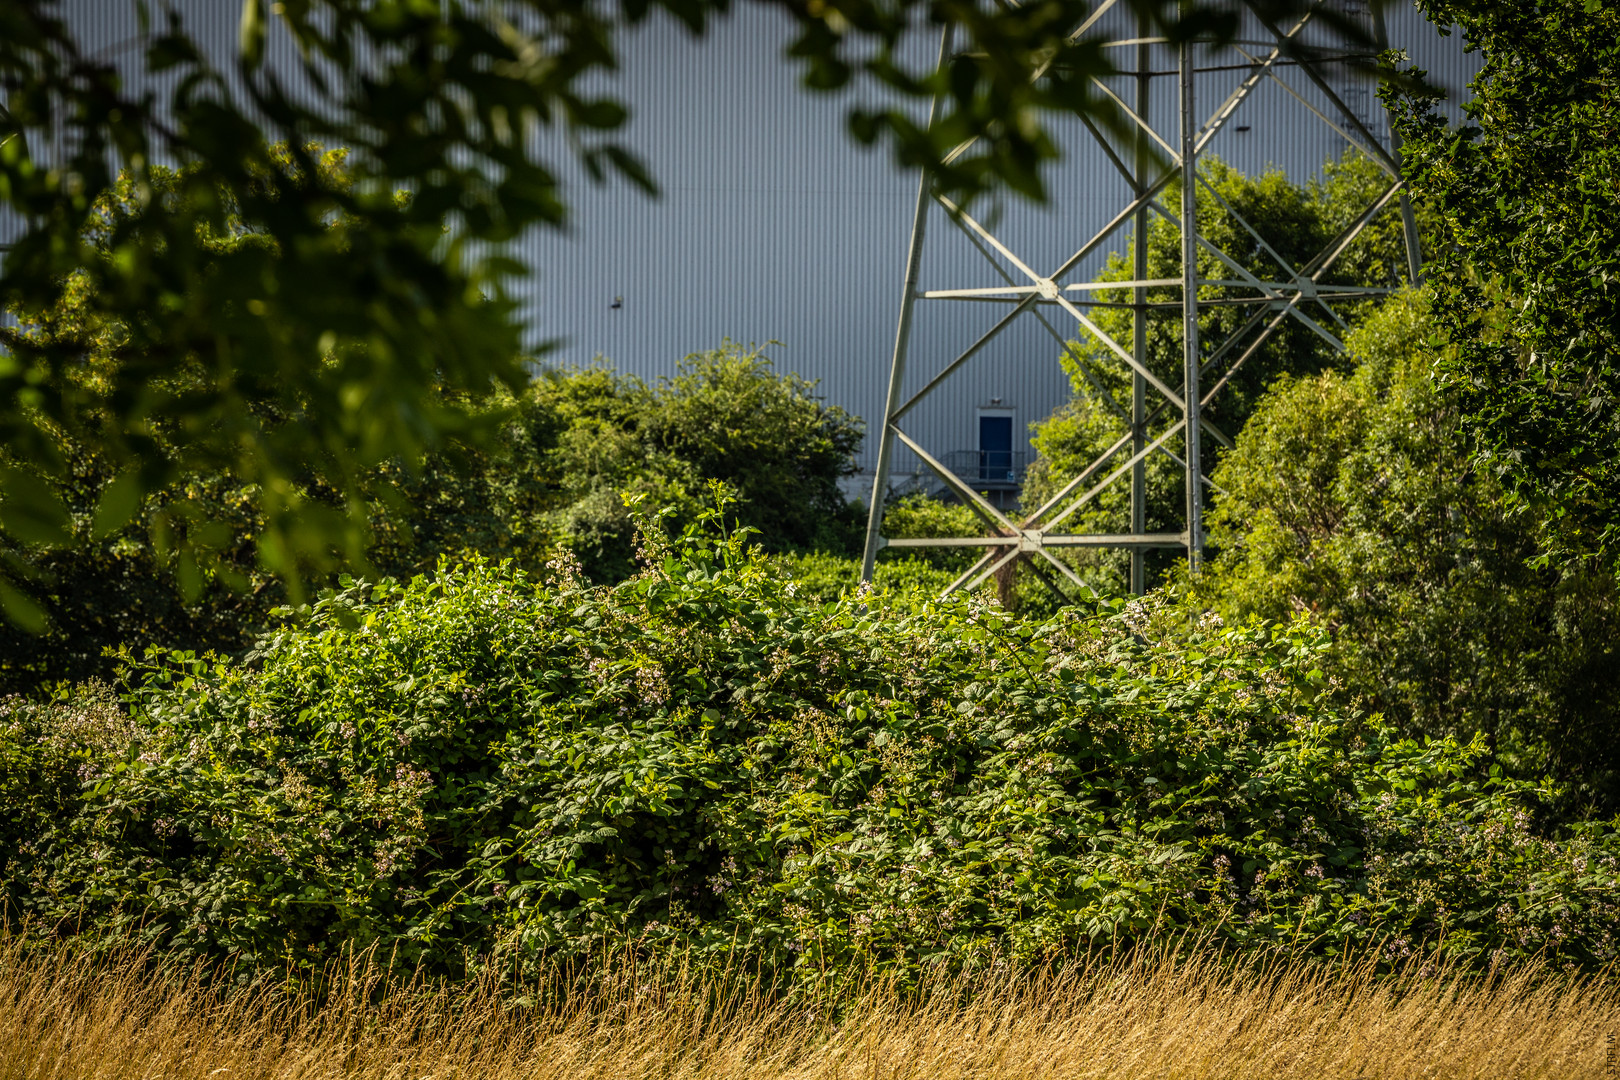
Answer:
[4, 2, 1481, 497]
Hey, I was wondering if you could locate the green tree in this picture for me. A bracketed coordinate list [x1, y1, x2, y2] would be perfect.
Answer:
[0, 156, 334, 687]
[1393, 0, 1620, 569]
[535, 344, 865, 582]
[639, 345, 864, 555]
[1195, 291, 1620, 814]
[1023, 152, 1422, 591]
[0, 0, 1371, 622]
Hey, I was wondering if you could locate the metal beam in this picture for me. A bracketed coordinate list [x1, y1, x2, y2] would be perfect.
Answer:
[1025, 556, 1080, 603]
[941, 549, 1001, 597]
[933, 195, 1046, 284]
[1241, 1, 1405, 177]
[1371, 2, 1424, 285]
[1055, 293, 1187, 410]
[887, 533, 1187, 548]
[1044, 419, 1188, 533]
[940, 207, 1129, 420]
[1130, 17, 1150, 595]
[939, 0, 1124, 170]
[890, 295, 1039, 423]
[962, 545, 1025, 594]
[1089, 75, 1182, 163]
[1199, 179, 1404, 408]
[891, 426, 1023, 538]
[1179, 38, 1205, 573]
[861, 23, 952, 584]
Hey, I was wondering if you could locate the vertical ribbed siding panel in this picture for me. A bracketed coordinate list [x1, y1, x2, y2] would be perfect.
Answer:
[12, 2, 1480, 494]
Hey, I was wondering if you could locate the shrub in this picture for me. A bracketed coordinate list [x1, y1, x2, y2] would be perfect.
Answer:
[765, 494, 995, 605]
[877, 495, 984, 572]
[1195, 292, 1620, 813]
[0, 343, 865, 695]
[3, 504, 1616, 985]
[766, 549, 959, 606]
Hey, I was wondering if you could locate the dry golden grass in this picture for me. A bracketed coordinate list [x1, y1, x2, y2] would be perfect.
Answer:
[1, 937, 1614, 1080]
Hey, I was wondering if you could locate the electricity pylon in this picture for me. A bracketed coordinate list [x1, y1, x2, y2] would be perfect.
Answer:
[859, 0, 1422, 598]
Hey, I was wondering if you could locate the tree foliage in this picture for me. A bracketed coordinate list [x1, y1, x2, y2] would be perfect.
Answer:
[1393, 0, 1620, 567]
[1196, 292, 1620, 814]
[0, 151, 368, 629]
[530, 343, 865, 581]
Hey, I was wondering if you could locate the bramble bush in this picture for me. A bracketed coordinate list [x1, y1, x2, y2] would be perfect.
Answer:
[766, 494, 987, 605]
[3, 499, 1617, 986]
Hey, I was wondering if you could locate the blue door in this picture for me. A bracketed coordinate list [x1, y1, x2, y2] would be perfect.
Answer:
[979, 415, 1012, 482]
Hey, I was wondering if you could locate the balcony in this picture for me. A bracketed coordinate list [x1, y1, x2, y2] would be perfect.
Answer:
[939, 449, 1030, 489]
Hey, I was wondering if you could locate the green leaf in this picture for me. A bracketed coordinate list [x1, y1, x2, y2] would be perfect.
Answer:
[0, 468, 72, 546]
[176, 548, 203, 604]
[0, 576, 47, 633]
[239, 0, 267, 68]
[91, 472, 145, 539]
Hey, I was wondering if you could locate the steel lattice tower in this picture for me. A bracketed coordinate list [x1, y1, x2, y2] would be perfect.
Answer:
[859, 0, 1422, 597]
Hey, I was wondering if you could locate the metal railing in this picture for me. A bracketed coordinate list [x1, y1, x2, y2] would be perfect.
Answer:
[940, 449, 1029, 487]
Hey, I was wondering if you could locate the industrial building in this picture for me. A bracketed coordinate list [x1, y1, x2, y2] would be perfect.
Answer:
[3, 2, 1481, 509]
